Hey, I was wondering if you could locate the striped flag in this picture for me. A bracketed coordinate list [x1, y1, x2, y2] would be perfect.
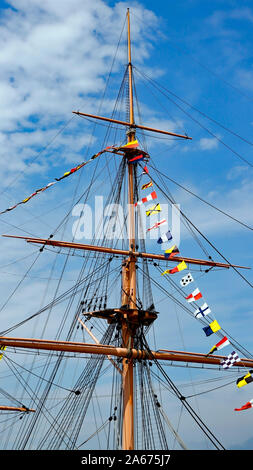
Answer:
[142, 181, 153, 190]
[135, 191, 157, 206]
[129, 153, 145, 163]
[185, 288, 202, 303]
[157, 230, 172, 244]
[0, 346, 6, 360]
[120, 139, 139, 149]
[206, 336, 230, 356]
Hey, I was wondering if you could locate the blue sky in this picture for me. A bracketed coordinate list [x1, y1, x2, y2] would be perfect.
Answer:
[0, 0, 252, 451]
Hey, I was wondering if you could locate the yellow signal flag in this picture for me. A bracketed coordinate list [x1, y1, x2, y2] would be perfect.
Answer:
[203, 320, 221, 337]
[162, 260, 187, 275]
[236, 371, 253, 388]
[209, 320, 221, 333]
[121, 139, 139, 149]
[176, 260, 187, 272]
[0, 346, 6, 360]
[146, 203, 161, 217]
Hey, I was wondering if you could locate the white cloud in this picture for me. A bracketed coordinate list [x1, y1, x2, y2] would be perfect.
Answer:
[0, 0, 159, 190]
[168, 168, 253, 241]
[199, 136, 219, 150]
[208, 7, 253, 27]
[235, 69, 253, 92]
[226, 165, 249, 181]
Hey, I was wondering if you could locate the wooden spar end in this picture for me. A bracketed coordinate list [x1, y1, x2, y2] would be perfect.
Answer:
[0, 405, 36, 413]
[2, 234, 251, 270]
[72, 111, 192, 140]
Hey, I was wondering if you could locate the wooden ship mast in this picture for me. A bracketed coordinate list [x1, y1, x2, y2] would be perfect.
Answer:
[1, 9, 253, 450]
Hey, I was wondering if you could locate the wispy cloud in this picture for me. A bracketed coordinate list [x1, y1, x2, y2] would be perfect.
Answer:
[169, 167, 253, 240]
[208, 7, 253, 28]
[199, 137, 219, 151]
[0, 0, 158, 190]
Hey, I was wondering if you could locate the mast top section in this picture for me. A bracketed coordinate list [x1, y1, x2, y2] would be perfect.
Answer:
[73, 9, 192, 141]
[127, 7, 135, 134]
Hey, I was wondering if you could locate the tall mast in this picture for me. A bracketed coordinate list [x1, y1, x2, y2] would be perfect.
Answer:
[121, 8, 136, 451]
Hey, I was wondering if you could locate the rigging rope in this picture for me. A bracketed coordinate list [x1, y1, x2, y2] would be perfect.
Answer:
[148, 162, 253, 232]
[138, 264, 253, 360]
[140, 334, 226, 450]
[134, 66, 253, 168]
[140, 163, 253, 289]
[130, 9, 253, 105]
[135, 67, 253, 148]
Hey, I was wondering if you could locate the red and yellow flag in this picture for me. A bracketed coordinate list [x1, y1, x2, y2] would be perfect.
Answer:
[141, 181, 153, 190]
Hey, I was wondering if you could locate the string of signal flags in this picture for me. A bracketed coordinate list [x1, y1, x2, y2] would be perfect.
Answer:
[0, 137, 252, 412]
[129, 139, 253, 414]
[0, 141, 139, 216]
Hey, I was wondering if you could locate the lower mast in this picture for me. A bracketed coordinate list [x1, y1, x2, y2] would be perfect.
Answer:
[121, 144, 136, 450]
